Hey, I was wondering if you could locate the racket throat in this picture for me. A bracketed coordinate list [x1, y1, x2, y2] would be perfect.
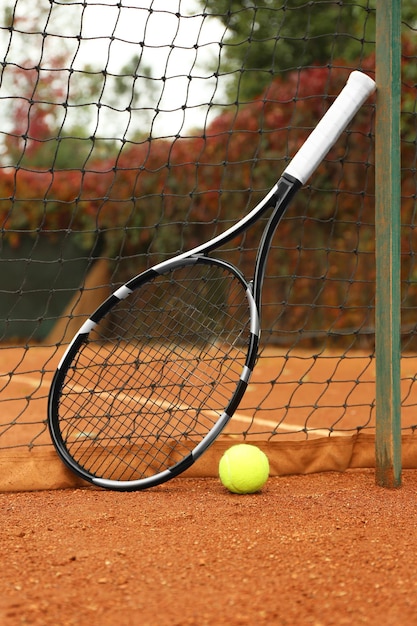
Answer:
[252, 173, 301, 308]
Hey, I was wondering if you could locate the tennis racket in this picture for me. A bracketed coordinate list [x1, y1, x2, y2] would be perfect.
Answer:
[48, 71, 376, 491]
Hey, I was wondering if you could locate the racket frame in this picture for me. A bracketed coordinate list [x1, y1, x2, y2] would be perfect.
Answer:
[48, 71, 376, 490]
[48, 255, 261, 490]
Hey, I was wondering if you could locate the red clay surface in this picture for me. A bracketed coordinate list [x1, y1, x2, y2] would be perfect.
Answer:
[2, 345, 417, 451]
[2, 345, 417, 625]
[2, 470, 417, 626]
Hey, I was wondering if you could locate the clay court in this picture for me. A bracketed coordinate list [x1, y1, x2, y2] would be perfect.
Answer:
[2, 344, 417, 491]
[2, 472, 417, 626]
[1, 345, 417, 625]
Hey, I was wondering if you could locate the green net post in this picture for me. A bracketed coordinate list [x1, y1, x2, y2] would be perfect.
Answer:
[375, 0, 402, 487]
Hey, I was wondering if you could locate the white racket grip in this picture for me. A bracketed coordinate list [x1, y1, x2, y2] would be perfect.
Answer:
[284, 71, 376, 184]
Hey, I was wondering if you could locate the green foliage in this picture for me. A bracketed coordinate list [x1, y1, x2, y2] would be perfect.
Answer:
[194, 0, 415, 104]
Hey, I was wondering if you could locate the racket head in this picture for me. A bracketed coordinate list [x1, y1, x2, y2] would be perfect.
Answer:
[48, 256, 259, 491]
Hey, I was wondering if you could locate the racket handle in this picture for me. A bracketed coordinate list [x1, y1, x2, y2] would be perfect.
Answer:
[284, 70, 376, 184]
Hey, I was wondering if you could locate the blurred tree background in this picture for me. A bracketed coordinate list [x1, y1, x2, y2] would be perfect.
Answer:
[1, 0, 416, 344]
[193, 0, 416, 102]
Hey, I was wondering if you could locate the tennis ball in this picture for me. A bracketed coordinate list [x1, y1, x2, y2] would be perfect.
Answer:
[219, 444, 269, 494]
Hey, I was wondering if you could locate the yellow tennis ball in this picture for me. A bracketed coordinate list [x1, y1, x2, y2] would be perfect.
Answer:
[219, 444, 269, 494]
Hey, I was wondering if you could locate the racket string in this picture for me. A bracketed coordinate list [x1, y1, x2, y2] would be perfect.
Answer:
[57, 262, 252, 481]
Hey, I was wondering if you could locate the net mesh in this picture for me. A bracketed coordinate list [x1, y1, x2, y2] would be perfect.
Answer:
[1, 1, 416, 488]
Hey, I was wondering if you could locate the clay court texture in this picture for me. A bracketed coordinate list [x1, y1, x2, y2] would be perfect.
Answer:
[2, 345, 417, 625]
[1, 344, 417, 491]
[2, 472, 417, 625]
